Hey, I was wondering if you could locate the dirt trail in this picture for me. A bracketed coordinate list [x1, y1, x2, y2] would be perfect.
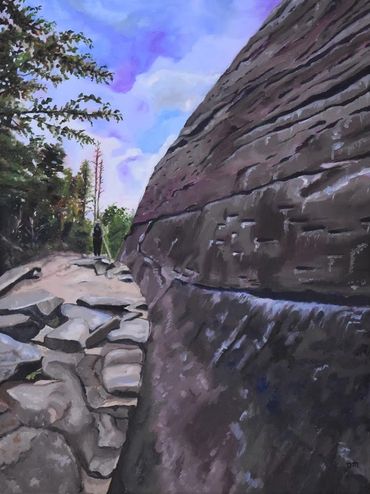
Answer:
[11, 251, 142, 303]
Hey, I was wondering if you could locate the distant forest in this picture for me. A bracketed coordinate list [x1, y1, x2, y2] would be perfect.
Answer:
[0, 0, 132, 273]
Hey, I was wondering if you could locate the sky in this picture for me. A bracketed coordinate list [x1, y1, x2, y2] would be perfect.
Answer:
[27, 0, 280, 212]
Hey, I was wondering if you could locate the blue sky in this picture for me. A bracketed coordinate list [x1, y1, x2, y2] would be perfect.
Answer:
[27, 0, 280, 211]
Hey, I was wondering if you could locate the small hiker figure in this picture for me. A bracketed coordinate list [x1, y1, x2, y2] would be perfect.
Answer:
[93, 221, 103, 257]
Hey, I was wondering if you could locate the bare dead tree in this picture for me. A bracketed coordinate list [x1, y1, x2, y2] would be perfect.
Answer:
[92, 143, 103, 221]
[97, 152, 104, 219]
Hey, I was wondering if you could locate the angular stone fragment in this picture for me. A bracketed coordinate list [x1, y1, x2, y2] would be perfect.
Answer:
[31, 324, 54, 344]
[121, 310, 142, 322]
[107, 318, 150, 344]
[77, 295, 135, 310]
[85, 385, 137, 411]
[94, 413, 127, 448]
[94, 259, 114, 276]
[102, 363, 142, 394]
[0, 289, 63, 318]
[105, 264, 131, 279]
[85, 317, 121, 348]
[0, 313, 39, 342]
[0, 334, 42, 384]
[0, 264, 41, 296]
[44, 318, 90, 352]
[0, 427, 80, 494]
[104, 347, 144, 367]
[61, 303, 112, 331]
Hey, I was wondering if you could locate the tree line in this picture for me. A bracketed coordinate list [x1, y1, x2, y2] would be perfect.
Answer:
[0, 0, 133, 273]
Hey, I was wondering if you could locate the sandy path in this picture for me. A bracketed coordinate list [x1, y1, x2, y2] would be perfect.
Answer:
[10, 252, 142, 304]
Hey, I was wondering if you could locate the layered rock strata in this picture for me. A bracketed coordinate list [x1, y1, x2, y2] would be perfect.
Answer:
[112, 1, 370, 493]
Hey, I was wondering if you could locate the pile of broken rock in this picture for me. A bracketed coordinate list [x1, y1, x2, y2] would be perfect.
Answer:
[0, 260, 148, 494]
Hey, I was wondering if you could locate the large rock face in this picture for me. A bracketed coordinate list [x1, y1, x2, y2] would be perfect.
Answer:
[112, 1, 370, 493]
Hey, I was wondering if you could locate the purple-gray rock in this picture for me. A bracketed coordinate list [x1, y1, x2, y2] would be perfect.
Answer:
[110, 1, 370, 493]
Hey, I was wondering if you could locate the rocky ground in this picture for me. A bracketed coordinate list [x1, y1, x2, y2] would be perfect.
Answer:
[0, 252, 148, 494]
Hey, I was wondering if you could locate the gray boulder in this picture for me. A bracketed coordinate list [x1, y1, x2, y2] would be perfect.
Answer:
[0, 334, 42, 384]
[44, 318, 90, 352]
[104, 348, 144, 367]
[102, 363, 142, 395]
[77, 295, 135, 310]
[107, 318, 150, 344]
[0, 427, 80, 494]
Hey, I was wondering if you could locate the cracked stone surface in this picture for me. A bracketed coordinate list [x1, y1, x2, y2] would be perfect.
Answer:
[0, 254, 147, 494]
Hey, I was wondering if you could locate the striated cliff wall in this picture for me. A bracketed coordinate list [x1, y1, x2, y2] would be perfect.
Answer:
[111, 1, 370, 493]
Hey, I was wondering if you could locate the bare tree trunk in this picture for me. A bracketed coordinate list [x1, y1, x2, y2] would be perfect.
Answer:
[92, 143, 102, 221]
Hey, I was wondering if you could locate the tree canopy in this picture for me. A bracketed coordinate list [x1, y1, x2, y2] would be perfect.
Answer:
[0, 0, 123, 144]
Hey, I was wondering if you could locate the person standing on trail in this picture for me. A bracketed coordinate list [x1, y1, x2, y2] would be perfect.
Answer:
[93, 221, 103, 257]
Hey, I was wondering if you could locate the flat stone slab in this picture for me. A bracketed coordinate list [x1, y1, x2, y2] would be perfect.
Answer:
[0, 333, 42, 384]
[85, 385, 138, 411]
[102, 363, 142, 394]
[61, 303, 112, 331]
[0, 313, 40, 342]
[77, 295, 135, 310]
[72, 258, 97, 267]
[85, 317, 121, 348]
[85, 342, 139, 357]
[0, 264, 41, 296]
[0, 289, 63, 317]
[105, 265, 131, 279]
[104, 348, 144, 366]
[31, 324, 54, 343]
[45, 318, 90, 352]
[107, 318, 150, 344]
